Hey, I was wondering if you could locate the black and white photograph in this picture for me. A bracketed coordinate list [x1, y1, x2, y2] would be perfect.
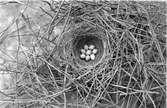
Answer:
[0, 0, 166, 108]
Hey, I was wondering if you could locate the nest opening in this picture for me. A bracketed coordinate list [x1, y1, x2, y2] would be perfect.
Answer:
[72, 35, 104, 67]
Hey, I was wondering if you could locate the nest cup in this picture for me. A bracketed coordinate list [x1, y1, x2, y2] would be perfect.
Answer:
[57, 23, 108, 68]
[72, 34, 104, 67]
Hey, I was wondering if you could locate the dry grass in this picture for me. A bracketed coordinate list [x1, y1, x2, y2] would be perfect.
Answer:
[0, 0, 166, 108]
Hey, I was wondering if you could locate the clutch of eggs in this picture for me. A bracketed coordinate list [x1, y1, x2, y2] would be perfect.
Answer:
[80, 44, 97, 61]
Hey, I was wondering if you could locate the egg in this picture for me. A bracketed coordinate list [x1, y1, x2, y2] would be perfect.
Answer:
[90, 54, 95, 60]
[89, 45, 95, 50]
[86, 50, 91, 55]
[80, 49, 86, 54]
[80, 54, 86, 58]
[85, 55, 90, 61]
[84, 44, 89, 50]
[92, 49, 98, 54]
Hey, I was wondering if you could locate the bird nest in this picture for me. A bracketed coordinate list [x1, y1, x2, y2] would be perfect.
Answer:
[0, 1, 166, 108]
[57, 23, 107, 68]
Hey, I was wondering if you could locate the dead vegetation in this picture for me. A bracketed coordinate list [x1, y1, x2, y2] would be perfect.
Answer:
[0, 0, 166, 108]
